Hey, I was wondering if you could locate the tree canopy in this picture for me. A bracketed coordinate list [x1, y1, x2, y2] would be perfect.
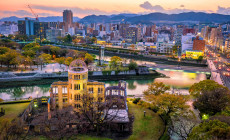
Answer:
[193, 87, 230, 115]
[188, 120, 230, 140]
[189, 80, 228, 98]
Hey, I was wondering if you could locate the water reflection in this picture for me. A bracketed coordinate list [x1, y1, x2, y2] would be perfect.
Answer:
[0, 70, 207, 100]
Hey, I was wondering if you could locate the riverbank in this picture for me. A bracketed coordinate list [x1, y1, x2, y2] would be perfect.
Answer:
[59, 45, 207, 67]
[0, 71, 164, 88]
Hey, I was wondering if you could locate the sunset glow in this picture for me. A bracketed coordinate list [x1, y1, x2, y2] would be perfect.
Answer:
[1, 0, 230, 18]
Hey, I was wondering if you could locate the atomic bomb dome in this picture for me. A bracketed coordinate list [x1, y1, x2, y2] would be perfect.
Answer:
[69, 59, 88, 73]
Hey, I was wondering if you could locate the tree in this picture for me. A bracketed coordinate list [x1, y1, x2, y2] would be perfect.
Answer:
[55, 57, 65, 67]
[64, 34, 72, 43]
[188, 120, 230, 140]
[90, 37, 97, 44]
[197, 56, 203, 63]
[80, 93, 125, 135]
[128, 60, 138, 70]
[22, 50, 36, 58]
[110, 56, 122, 68]
[144, 82, 170, 96]
[0, 47, 9, 55]
[50, 46, 61, 58]
[64, 57, 73, 67]
[38, 53, 52, 70]
[169, 110, 200, 140]
[193, 87, 230, 115]
[1, 50, 20, 68]
[14, 34, 28, 41]
[154, 93, 189, 124]
[189, 80, 228, 98]
[22, 43, 39, 51]
[84, 53, 94, 65]
[172, 45, 178, 55]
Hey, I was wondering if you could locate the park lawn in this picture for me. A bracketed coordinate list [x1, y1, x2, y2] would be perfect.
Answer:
[0, 102, 29, 128]
[127, 102, 165, 140]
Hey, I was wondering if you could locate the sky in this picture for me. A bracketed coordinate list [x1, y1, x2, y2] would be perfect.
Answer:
[1, 0, 230, 18]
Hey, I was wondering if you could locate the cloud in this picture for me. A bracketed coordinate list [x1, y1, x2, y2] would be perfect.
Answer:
[140, 1, 164, 11]
[139, 1, 207, 14]
[0, 10, 52, 18]
[217, 6, 230, 15]
[32, 5, 122, 16]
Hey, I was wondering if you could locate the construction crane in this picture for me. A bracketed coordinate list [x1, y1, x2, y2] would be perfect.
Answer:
[28, 5, 38, 21]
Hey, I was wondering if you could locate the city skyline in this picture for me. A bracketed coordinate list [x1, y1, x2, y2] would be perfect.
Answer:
[1, 0, 230, 18]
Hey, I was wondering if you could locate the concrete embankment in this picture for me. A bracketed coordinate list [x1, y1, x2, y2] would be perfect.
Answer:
[0, 70, 164, 88]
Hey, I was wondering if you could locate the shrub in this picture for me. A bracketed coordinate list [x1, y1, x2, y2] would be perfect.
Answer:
[133, 98, 141, 104]
[0, 98, 3, 102]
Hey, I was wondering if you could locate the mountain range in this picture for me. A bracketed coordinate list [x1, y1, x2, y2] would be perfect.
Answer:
[1, 12, 230, 24]
[0, 16, 80, 22]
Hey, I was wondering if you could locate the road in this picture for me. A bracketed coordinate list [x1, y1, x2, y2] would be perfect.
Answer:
[206, 45, 230, 88]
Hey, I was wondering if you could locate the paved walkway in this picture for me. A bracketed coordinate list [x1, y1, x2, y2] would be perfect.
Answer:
[207, 59, 224, 85]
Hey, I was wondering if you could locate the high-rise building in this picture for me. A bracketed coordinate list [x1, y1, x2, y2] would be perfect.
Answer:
[193, 36, 205, 51]
[175, 25, 183, 56]
[63, 10, 73, 32]
[34, 22, 49, 39]
[46, 29, 65, 42]
[18, 18, 35, 36]
[125, 26, 141, 44]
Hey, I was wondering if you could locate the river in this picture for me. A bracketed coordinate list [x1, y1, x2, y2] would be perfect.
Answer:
[0, 70, 207, 101]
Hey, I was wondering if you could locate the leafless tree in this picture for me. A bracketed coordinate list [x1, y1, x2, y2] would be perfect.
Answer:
[168, 110, 200, 140]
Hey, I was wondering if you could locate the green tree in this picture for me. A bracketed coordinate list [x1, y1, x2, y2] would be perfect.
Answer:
[128, 60, 138, 70]
[189, 80, 228, 98]
[22, 50, 36, 58]
[50, 46, 61, 58]
[188, 120, 230, 140]
[90, 37, 97, 44]
[154, 93, 189, 124]
[55, 57, 66, 67]
[64, 57, 73, 67]
[193, 87, 230, 115]
[110, 56, 122, 68]
[84, 53, 94, 65]
[0, 47, 9, 55]
[38, 53, 52, 70]
[144, 82, 170, 96]
[172, 45, 178, 55]
[197, 55, 203, 63]
[64, 34, 72, 43]
[22, 43, 39, 51]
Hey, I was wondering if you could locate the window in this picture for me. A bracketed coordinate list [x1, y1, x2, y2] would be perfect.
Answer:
[83, 83, 86, 89]
[75, 94, 80, 101]
[62, 87, 67, 94]
[69, 74, 72, 79]
[74, 84, 80, 90]
[70, 84, 72, 89]
[75, 104, 81, 109]
[63, 98, 68, 102]
[74, 75, 81, 80]
[82, 74, 87, 79]
[53, 86, 58, 94]
[98, 88, 103, 94]
[88, 87, 94, 93]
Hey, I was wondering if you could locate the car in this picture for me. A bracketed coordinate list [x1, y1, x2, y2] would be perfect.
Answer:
[223, 72, 230, 76]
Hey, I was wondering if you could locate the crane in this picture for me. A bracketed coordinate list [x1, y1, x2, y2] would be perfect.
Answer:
[27, 5, 38, 21]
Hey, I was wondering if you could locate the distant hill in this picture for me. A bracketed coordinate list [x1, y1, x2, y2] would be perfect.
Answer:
[79, 12, 230, 24]
[2, 12, 230, 24]
[0, 16, 80, 22]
